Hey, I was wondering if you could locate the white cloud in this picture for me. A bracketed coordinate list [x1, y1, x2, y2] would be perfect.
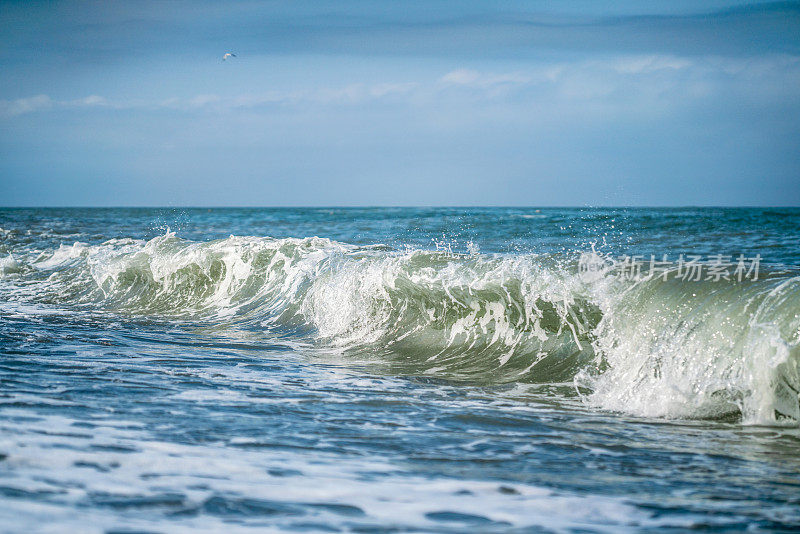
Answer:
[0, 95, 52, 117]
[368, 82, 419, 98]
[1, 94, 112, 116]
[611, 55, 692, 74]
[76, 94, 109, 106]
[188, 94, 221, 107]
[440, 69, 480, 85]
[2, 54, 798, 120]
[440, 69, 530, 88]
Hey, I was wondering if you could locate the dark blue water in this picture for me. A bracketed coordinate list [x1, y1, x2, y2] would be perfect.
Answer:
[1, 208, 799, 532]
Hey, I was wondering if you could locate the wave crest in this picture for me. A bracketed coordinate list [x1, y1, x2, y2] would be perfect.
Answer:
[5, 233, 799, 425]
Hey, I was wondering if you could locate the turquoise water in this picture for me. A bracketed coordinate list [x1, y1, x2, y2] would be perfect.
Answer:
[1, 207, 799, 532]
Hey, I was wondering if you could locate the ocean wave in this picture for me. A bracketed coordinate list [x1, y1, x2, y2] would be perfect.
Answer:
[3, 232, 799, 425]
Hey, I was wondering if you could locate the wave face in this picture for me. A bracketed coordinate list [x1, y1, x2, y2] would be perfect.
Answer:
[2, 232, 799, 425]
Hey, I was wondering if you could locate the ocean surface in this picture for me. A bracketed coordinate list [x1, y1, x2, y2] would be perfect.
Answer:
[1, 207, 799, 533]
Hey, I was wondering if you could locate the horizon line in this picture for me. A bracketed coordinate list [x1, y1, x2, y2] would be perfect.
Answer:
[0, 205, 799, 210]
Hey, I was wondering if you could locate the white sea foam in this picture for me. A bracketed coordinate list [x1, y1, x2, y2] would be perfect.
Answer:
[3, 233, 799, 425]
[0, 411, 653, 533]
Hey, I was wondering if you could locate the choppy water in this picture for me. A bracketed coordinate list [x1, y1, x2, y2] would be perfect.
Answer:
[1, 207, 799, 532]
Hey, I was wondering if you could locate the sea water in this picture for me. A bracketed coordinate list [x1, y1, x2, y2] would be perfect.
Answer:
[0, 207, 798, 532]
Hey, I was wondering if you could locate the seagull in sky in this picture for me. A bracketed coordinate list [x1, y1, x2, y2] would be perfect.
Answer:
[222, 52, 237, 61]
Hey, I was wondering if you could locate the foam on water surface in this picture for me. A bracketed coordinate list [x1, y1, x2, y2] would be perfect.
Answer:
[4, 229, 798, 424]
[1, 207, 799, 532]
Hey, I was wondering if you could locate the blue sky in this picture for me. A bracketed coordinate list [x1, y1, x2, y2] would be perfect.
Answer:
[1, 1, 798, 206]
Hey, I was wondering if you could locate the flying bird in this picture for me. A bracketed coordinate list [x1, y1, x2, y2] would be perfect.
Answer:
[222, 52, 237, 61]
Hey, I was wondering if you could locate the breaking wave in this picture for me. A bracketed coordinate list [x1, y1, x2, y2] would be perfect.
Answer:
[2, 232, 799, 425]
